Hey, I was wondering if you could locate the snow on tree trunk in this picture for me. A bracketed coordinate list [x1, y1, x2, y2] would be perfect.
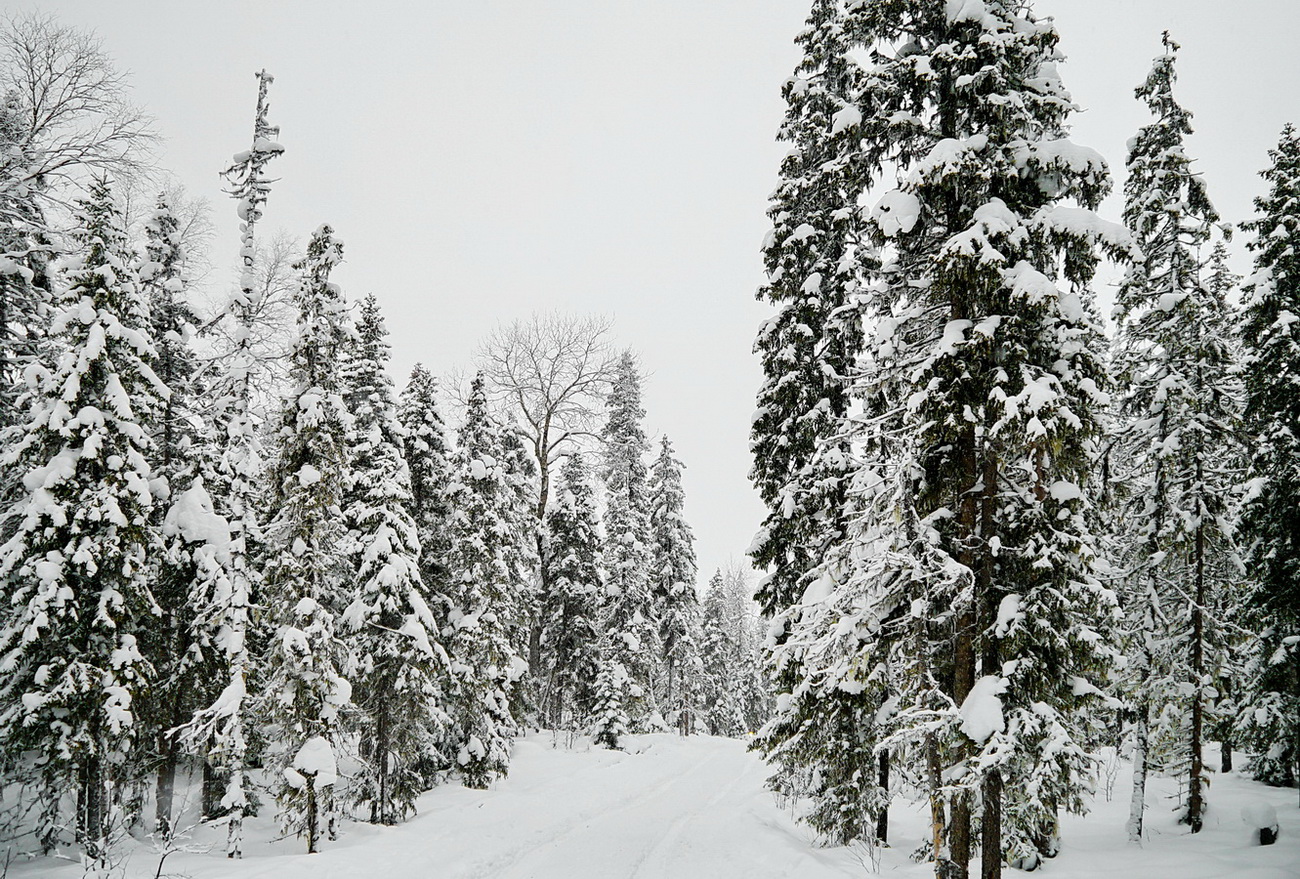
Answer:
[186, 69, 285, 859]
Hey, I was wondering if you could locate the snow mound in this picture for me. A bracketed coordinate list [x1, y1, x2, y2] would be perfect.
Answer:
[959, 675, 1007, 744]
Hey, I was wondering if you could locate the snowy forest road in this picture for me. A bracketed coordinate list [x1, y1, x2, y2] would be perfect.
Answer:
[413, 734, 860, 879]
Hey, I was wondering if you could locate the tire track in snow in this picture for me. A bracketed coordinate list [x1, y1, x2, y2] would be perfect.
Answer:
[625, 748, 762, 878]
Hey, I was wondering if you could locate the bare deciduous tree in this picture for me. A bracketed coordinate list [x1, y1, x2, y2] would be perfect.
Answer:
[476, 312, 620, 677]
[0, 12, 156, 207]
[478, 312, 619, 520]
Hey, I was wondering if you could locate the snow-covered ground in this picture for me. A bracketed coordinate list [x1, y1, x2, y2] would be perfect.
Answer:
[12, 735, 1300, 878]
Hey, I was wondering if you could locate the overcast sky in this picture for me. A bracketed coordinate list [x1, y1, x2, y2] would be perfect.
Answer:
[25, 0, 1300, 588]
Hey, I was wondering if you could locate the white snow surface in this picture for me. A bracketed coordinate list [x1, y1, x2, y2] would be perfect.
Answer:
[11, 736, 1300, 879]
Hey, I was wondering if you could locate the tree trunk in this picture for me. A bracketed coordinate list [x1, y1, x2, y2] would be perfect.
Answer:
[928, 733, 960, 879]
[304, 775, 318, 854]
[876, 748, 890, 844]
[374, 705, 391, 824]
[981, 768, 1002, 879]
[202, 760, 222, 819]
[1188, 512, 1205, 832]
[155, 683, 184, 836]
[1219, 675, 1233, 773]
[227, 763, 244, 859]
[326, 785, 338, 841]
[951, 431, 979, 877]
[155, 740, 177, 837]
[1128, 698, 1148, 844]
[78, 753, 106, 860]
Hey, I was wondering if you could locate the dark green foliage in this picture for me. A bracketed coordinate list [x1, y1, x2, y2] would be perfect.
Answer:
[648, 436, 701, 730]
[1239, 123, 1300, 789]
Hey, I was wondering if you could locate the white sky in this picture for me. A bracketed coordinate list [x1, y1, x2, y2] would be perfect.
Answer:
[23, 0, 1300, 588]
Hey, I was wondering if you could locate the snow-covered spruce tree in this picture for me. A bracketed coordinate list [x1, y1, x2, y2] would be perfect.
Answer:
[648, 435, 701, 732]
[750, 0, 865, 622]
[765, 2, 1134, 874]
[699, 567, 770, 739]
[1202, 243, 1249, 777]
[699, 571, 748, 738]
[496, 421, 542, 699]
[0, 178, 163, 860]
[590, 653, 631, 750]
[1238, 122, 1300, 791]
[444, 375, 529, 787]
[261, 225, 355, 854]
[1110, 34, 1243, 836]
[183, 69, 285, 857]
[341, 294, 448, 825]
[136, 192, 219, 836]
[539, 452, 604, 730]
[399, 363, 455, 607]
[601, 350, 658, 727]
[748, 0, 886, 849]
[749, 0, 870, 804]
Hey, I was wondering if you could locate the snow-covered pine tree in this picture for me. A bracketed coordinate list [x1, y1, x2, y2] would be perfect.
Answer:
[539, 452, 604, 731]
[399, 363, 455, 605]
[1238, 122, 1300, 791]
[261, 225, 354, 854]
[136, 192, 217, 836]
[1110, 34, 1243, 836]
[186, 70, 285, 857]
[341, 294, 447, 825]
[647, 436, 701, 733]
[762, 2, 1135, 874]
[601, 350, 658, 727]
[0, 178, 163, 860]
[444, 375, 529, 787]
[699, 567, 770, 739]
